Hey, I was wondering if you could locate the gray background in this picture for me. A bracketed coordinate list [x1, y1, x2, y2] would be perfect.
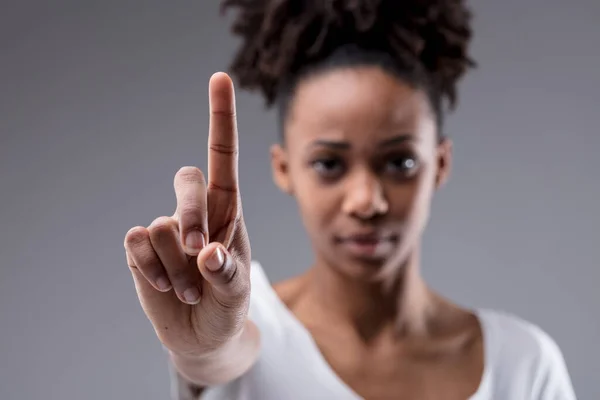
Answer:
[1, 0, 598, 399]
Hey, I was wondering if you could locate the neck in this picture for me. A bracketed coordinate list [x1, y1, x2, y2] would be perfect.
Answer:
[305, 250, 436, 342]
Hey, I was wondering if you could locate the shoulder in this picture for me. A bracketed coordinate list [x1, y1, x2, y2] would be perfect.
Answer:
[480, 309, 562, 359]
[478, 309, 576, 399]
[249, 260, 305, 306]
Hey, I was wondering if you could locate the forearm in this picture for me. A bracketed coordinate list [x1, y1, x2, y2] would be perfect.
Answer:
[169, 320, 260, 388]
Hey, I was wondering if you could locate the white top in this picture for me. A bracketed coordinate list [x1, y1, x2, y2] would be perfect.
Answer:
[176, 261, 577, 400]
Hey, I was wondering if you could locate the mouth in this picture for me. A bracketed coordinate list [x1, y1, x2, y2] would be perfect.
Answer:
[335, 232, 398, 259]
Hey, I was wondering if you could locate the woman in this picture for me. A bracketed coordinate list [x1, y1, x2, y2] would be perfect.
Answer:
[124, 0, 576, 399]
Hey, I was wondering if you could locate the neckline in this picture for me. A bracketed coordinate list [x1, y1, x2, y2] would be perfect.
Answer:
[263, 278, 493, 399]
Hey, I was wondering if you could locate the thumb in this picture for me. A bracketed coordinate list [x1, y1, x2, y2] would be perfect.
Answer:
[196, 242, 249, 301]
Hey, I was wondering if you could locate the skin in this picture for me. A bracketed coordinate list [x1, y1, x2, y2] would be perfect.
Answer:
[124, 70, 484, 399]
[124, 74, 260, 387]
[270, 66, 485, 399]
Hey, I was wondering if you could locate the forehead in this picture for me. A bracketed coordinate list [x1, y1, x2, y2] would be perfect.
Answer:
[284, 66, 436, 146]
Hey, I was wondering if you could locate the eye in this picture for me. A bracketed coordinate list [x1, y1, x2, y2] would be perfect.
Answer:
[385, 155, 420, 176]
[311, 157, 345, 179]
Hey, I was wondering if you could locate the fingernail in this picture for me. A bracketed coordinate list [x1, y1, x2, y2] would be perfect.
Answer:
[183, 287, 200, 304]
[185, 230, 205, 253]
[156, 276, 172, 292]
[205, 247, 224, 272]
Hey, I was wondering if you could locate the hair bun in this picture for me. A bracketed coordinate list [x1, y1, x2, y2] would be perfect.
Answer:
[222, 0, 475, 108]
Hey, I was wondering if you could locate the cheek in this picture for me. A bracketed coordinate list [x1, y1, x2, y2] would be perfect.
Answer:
[389, 167, 437, 228]
[413, 169, 437, 228]
[290, 164, 339, 231]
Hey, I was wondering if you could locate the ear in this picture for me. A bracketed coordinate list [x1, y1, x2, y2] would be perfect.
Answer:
[435, 138, 453, 189]
[270, 144, 293, 195]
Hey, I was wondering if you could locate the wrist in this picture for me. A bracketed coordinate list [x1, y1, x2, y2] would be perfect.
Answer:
[169, 320, 261, 387]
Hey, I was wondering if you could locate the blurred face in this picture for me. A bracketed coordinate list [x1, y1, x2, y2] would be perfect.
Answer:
[271, 66, 452, 280]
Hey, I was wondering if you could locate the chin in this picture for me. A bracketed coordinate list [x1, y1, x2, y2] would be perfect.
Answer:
[328, 253, 389, 281]
[328, 240, 413, 280]
[337, 237, 399, 263]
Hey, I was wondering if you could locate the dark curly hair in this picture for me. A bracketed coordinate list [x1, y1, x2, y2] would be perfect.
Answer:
[221, 0, 476, 136]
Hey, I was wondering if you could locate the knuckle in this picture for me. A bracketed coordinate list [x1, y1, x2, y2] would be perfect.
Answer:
[206, 181, 237, 193]
[135, 250, 162, 271]
[211, 108, 236, 118]
[208, 143, 238, 156]
[179, 209, 205, 228]
[124, 226, 149, 248]
[148, 216, 177, 239]
[166, 269, 192, 285]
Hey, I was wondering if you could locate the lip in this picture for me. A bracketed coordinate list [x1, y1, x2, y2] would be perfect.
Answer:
[336, 233, 397, 259]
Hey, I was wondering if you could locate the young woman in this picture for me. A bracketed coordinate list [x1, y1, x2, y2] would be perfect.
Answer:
[124, 1, 576, 399]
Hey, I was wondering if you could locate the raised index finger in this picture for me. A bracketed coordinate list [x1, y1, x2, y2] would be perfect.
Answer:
[207, 72, 239, 193]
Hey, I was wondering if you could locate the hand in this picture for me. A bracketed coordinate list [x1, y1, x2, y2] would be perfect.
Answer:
[124, 72, 253, 358]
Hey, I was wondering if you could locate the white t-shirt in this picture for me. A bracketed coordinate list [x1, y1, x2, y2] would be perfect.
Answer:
[174, 261, 577, 400]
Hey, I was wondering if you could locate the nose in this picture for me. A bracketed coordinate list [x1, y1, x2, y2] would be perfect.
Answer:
[341, 171, 389, 220]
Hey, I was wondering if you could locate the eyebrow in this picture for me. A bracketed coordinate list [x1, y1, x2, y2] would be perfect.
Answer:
[309, 134, 414, 150]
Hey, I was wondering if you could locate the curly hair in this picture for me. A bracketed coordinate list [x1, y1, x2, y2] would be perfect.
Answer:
[221, 0, 476, 132]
